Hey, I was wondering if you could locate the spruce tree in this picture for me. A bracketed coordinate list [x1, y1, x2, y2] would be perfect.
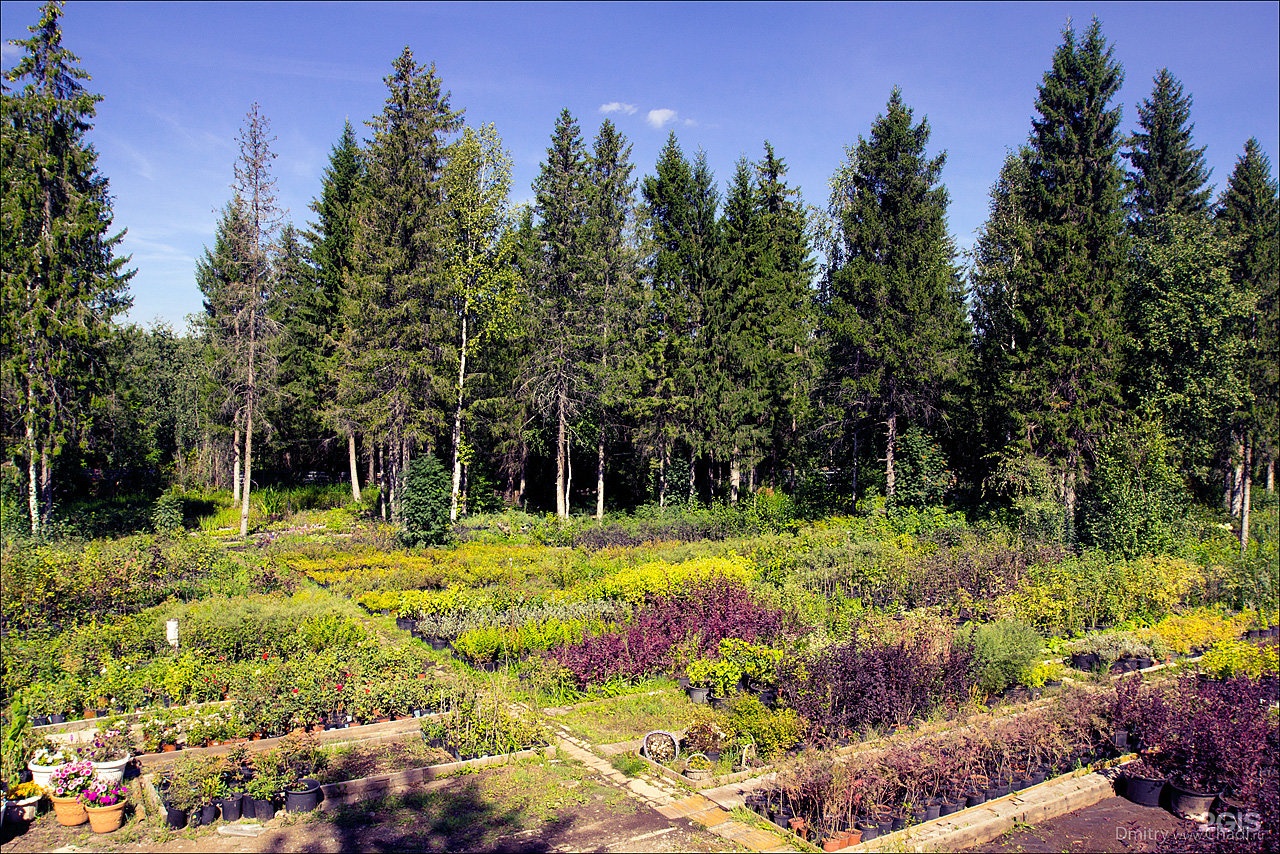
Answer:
[1216, 139, 1280, 515]
[1, 0, 132, 535]
[307, 121, 365, 500]
[708, 145, 813, 500]
[270, 223, 323, 472]
[348, 47, 462, 519]
[638, 134, 718, 505]
[823, 88, 968, 501]
[1004, 19, 1129, 530]
[1123, 69, 1212, 225]
[583, 119, 639, 518]
[531, 109, 591, 517]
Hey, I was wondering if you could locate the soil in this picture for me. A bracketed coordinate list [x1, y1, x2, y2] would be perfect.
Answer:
[967, 795, 1199, 853]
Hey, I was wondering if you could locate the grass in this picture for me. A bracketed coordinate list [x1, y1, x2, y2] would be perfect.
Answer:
[552, 685, 686, 745]
[317, 736, 453, 784]
[610, 752, 648, 778]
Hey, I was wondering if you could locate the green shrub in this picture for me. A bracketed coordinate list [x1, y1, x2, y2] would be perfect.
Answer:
[152, 491, 185, 533]
[725, 694, 804, 760]
[964, 619, 1042, 695]
[399, 455, 452, 547]
[1080, 423, 1186, 559]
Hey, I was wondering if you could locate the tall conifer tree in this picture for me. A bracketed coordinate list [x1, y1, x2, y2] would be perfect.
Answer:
[307, 121, 366, 500]
[1217, 140, 1280, 518]
[583, 119, 639, 518]
[1124, 69, 1212, 225]
[348, 47, 462, 519]
[531, 109, 591, 517]
[1, 0, 132, 535]
[1002, 19, 1129, 530]
[823, 89, 967, 500]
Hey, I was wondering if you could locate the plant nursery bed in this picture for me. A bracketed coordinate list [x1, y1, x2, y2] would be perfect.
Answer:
[135, 715, 435, 771]
[842, 757, 1135, 853]
[964, 794, 1194, 853]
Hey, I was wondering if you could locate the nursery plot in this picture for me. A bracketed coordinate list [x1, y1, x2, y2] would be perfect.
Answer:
[547, 686, 686, 745]
[965, 795, 1192, 853]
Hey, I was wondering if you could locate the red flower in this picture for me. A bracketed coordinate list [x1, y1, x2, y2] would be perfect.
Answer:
[292, 688, 299, 694]
[262, 652, 270, 660]
[336, 684, 345, 692]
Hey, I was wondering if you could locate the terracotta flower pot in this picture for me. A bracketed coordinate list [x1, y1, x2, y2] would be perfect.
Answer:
[86, 801, 126, 833]
[50, 794, 88, 827]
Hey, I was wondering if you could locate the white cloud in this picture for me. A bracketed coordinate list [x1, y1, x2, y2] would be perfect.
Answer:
[1, 43, 22, 65]
[599, 101, 637, 115]
[646, 108, 678, 129]
[682, 118, 698, 127]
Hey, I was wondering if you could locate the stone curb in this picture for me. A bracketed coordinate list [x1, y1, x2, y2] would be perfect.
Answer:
[847, 761, 1127, 853]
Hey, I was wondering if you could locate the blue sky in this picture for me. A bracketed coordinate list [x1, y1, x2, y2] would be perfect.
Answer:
[3, 1, 1277, 328]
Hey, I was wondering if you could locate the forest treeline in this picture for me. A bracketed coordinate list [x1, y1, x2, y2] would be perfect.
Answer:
[2, 4, 1277, 550]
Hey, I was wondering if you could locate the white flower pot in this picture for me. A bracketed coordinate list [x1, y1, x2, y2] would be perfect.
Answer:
[92, 755, 130, 783]
[11, 795, 41, 822]
[28, 760, 65, 789]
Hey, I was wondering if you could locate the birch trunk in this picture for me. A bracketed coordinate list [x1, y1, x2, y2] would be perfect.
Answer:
[450, 314, 468, 522]
[595, 431, 605, 520]
[556, 391, 568, 518]
[232, 425, 242, 504]
[730, 448, 741, 505]
[1240, 438, 1252, 555]
[239, 411, 254, 537]
[885, 414, 897, 499]
[26, 414, 39, 537]
[1232, 439, 1245, 518]
[348, 432, 361, 503]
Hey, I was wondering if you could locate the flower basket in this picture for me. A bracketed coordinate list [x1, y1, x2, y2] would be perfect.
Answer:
[85, 801, 127, 833]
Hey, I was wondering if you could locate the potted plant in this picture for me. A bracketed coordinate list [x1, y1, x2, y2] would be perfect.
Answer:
[47, 759, 95, 826]
[683, 753, 714, 783]
[5, 781, 42, 822]
[27, 739, 75, 789]
[80, 779, 129, 833]
[243, 754, 287, 821]
[84, 726, 134, 782]
[1119, 759, 1166, 808]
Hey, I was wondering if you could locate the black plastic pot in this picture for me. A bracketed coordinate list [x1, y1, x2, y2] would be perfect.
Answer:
[940, 800, 962, 816]
[876, 815, 894, 835]
[1111, 730, 1130, 750]
[285, 779, 322, 813]
[1123, 774, 1166, 808]
[687, 686, 709, 704]
[218, 796, 241, 821]
[966, 791, 987, 807]
[31, 714, 50, 727]
[1069, 652, 1100, 672]
[430, 638, 449, 651]
[395, 617, 415, 631]
[252, 798, 276, 821]
[200, 803, 219, 825]
[164, 805, 188, 829]
[1168, 782, 1221, 822]
[856, 820, 879, 842]
[924, 802, 941, 821]
[757, 688, 778, 707]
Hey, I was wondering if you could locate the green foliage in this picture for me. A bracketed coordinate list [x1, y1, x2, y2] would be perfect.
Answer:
[610, 752, 647, 778]
[892, 428, 956, 508]
[399, 454, 453, 547]
[962, 619, 1042, 695]
[152, 490, 185, 533]
[724, 694, 804, 760]
[1123, 68, 1212, 222]
[1198, 638, 1279, 680]
[1080, 422, 1187, 558]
